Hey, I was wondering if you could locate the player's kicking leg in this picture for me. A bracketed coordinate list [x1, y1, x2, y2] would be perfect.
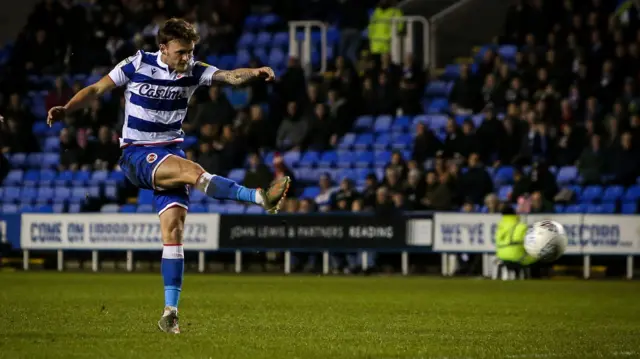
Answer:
[157, 206, 186, 334]
[154, 155, 290, 213]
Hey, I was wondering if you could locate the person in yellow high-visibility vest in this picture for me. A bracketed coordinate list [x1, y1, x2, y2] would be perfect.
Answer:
[494, 206, 537, 279]
[368, 0, 404, 56]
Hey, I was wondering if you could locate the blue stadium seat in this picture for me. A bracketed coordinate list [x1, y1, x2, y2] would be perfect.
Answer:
[295, 168, 319, 183]
[68, 203, 82, 213]
[260, 13, 280, 27]
[373, 115, 393, 132]
[374, 133, 391, 150]
[100, 204, 119, 213]
[4, 169, 23, 185]
[565, 203, 588, 213]
[337, 133, 356, 150]
[301, 186, 320, 199]
[36, 187, 54, 204]
[554, 204, 564, 213]
[72, 171, 91, 186]
[20, 204, 36, 213]
[189, 204, 207, 213]
[207, 204, 226, 213]
[26, 153, 43, 169]
[498, 45, 518, 61]
[299, 151, 320, 167]
[579, 185, 603, 204]
[39, 169, 56, 186]
[243, 14, 260, 30]
[268, 48, 285, 68]
[245, 206, 266, 214]
[494, 167, 514, 185]
[237, 32, 255, 49]
[43, 136, 60, 152]
[601, 203, 616, 213]
[353, 134, 374, 150]
[120, 204, 137, 213]
[87, 186, 100, 199]
[318, 151, 338, 168]
[336, 151, 356, 168]
[283, 151, 301, 167]
[70, 187, 87, 204]
[9, 153, 26, 168]
[355, 152, 374, 168]
[53, 187, 71, 204]
[54, 171, 74, 186]
[623, 185, 640, 201]
[427, 114, 448, 132]
[442, 64, 460, 80]
[556, 166, 578, 185]
[32, 122, 48, 136]
[336, 169, 355, 182]
[391, 116, 411, 132]
[374, 151, 391, 167]
[48, 121, 64, 136]
[138, 189, 154, 205]
[391, 134, 413, 150]
[3, 186, 20, 203]
[91, 170, 109, 185]
[137, 204, 154, 213]
[226, 204, 246, 214]
[425, 81, 449, 97]
[108, 171, 127, 186]
[471, 114, 485, 128]
[255, 32, 272, 47]
[218, 54, 237, 69]
[21, 187, 38, 203]
[105, 185, 118, 201]
[272, 32, 288, 48]
[354, 116, 374, 131]
[427, 98, 449, 113]
[1, 204, 18, 214]
[253, 47, 268, 63]
[189, 189, 206, 203]
[622, 202, 637, 214]
[53, 203, 65, 213]
[235, 49, 251, 67]
[42, 153, 60, 169]
[36, 204, 54, 213]
[228, 169, 246, 183]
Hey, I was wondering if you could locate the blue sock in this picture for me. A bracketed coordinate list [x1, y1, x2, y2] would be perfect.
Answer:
[197, 173, 258, 204]
[161, 244, 184, 309]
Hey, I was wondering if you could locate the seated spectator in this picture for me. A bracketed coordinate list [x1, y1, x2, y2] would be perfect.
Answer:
[315, 173, 334, 212]
[196, 142, 222, 175]
[460, 153, 494, 205]
[276, 101, 309, 151]
[412, 122, 442, 164]
[45, 76, 73, 112]
[555, 123, 583, 167]
[1, 117, 35, 153]
[577, 134, 606, 185]
[213, 124, 244, 172]
[510, 166, 531, 203]
[484, 193, 500, 213]
[428, 172, 455, 211]
[91, 126, 120, 170]
[529, 191, 554, 213]
[612, 132, 639, 186]
[332, 178, 359, 210]
[307, 104, 338, 151]
[374, 186, 395, 216]
[419, 171, 439, 210]
[298, 199, 316, 213]
[360, 173, 378, 209]
[58, 128, 82, 171]
[242, 153, 273, 190]
[404, 168, 424, 208]
[450, 64, 478, 115]
[194, 85, 235, 127]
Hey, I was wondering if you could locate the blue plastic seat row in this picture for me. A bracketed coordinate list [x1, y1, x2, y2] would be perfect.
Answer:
[0, 203, 85, 214]
[3, 169, 127, 187]
[102, 203, 264, 214]
[1, 185, 107, 204]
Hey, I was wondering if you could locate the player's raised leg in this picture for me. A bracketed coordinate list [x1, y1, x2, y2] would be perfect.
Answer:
[157, 206, 186, 334]
[154, 155, 290, 213]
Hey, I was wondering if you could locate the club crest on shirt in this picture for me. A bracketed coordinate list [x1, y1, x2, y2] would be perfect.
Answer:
[146, 153, 158, 163]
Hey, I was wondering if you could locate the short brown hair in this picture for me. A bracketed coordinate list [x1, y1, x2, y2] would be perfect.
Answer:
[157, 18, 200, 46]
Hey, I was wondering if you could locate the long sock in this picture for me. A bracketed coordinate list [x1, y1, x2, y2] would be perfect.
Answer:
[161, 244, 184, 310]
[195, 172, 263, 204]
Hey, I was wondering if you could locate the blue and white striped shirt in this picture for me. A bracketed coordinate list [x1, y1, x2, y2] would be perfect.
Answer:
[108, 50, 219, 148]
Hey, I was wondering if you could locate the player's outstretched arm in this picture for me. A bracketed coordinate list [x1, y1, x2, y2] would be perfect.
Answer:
[211, 67, 275, 86]
[47, 75, 116, 127]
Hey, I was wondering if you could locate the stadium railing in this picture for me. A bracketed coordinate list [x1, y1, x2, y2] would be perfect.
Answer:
[0, 212, 637, 278]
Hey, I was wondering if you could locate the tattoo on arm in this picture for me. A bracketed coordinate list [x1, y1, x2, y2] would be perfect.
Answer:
[211, 69, 257, 86]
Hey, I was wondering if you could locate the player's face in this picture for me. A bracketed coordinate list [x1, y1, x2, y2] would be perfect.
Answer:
[162, 40, 194, 73]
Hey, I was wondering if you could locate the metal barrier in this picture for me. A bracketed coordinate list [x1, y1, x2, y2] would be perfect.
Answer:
[289, 16, 430, 75]
[288, 21, 328, 76]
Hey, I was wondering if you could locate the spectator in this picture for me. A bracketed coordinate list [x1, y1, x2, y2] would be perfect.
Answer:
[91, 126, 120, 170]
[238, 105, 269, 153]
[412, 122, 442, 164]
[612, 132, 639, 186]
[196, 142, 222, 175]
[360, 173, 378, 209]
[374, 186, 395, 215]
[332, 178, 359, 210]
[58, 128, 82, 171]
[242, 153, 273, 190]
[1, 118, 35, 153]
[315, 173, 334, 212]
[45, 77, 73, 112]
[307, 104, 339, 151]
[450, 64, 478, 115]
[276, 101, 309, 151]
[404, 169, 423, 209]
[510, 167, 531, 203]
[529, 191, 554, 213]
[555, 123, 583, 166]
[460, 153, 494, 205]
[484, 193, 500, 213]
[194, 86, 236, 127]
[336, 0, 368, 63]
[367, 0, 403, 57]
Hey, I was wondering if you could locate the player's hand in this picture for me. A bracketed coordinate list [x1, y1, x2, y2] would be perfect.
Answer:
[255, 67, 275, 82]
[47, 106, 66, 127]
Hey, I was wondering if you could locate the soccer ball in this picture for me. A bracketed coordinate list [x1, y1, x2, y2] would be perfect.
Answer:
[524, 220, 568, 262]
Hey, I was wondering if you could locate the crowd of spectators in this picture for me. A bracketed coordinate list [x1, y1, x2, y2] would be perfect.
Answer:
[1, 0, 640, 216]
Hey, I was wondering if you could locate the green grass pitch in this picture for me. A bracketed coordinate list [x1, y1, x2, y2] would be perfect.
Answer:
[1, 273, 639, 359]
